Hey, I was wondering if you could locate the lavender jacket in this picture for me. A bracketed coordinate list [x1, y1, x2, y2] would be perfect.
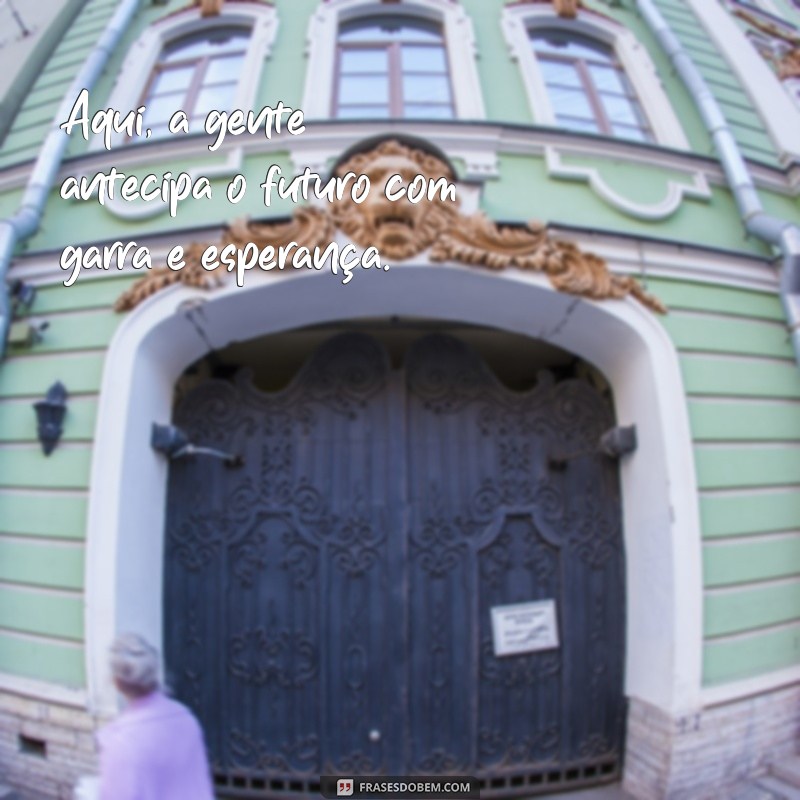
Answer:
[97, 691, 215, 800]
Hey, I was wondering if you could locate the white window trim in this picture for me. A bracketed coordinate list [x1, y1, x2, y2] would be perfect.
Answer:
[502, 5, 689, 150]
[301, 0, 485, 121]
[94, 4, 279, 151]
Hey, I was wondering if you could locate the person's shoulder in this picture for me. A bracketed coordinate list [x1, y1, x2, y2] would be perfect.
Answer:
[159, 693, 195, 715]
[159, 693, 204, 729]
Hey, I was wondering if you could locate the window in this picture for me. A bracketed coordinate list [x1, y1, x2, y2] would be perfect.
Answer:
[334, 16, 454, 119]
[141, 27, 248, 139]
[501, 6, 688, 149]
[303, 0, 484, 121]
[531, 29, 653, 142]
[98, 4, 277, 151]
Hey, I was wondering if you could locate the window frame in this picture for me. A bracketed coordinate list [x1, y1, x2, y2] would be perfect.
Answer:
[502, 5, 689, 149]
[531, 29, 654, 142]
[332, 15, 455, 120]
[95, 4, 278, 151]
[303, 0, 484, 121]
[137, 27, 251, 139]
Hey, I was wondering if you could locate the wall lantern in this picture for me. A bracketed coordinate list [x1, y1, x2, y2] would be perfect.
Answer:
[33, 381, 68, 456]
[151, 423, 243, 467]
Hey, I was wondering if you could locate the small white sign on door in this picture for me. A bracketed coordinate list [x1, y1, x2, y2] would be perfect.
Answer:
[490, 600, 559, 657]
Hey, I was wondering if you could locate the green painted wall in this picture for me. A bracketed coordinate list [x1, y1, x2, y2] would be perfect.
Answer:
[651, 0, 781, 167]
[0, 0, 798, 695]
[0, 0, 790, 262]
[0, 0, 779, 169]
[9, 150, 776, 259]
[0, 276, 130, 690]
[648, 276, 800, 686]
[0, 268, 796, 689]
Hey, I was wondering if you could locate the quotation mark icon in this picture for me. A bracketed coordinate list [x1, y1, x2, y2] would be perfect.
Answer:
[337, 779, 354, 796]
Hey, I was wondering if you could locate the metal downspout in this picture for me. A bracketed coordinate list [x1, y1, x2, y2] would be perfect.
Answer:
[636, 0, 800, 365]
[0, 0, 145, 359]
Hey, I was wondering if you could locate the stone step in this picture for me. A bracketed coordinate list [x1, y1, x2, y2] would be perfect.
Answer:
[774, 758, 800, 790]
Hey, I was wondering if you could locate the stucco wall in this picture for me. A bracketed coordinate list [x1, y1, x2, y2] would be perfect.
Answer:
[0, 0, 798, 707]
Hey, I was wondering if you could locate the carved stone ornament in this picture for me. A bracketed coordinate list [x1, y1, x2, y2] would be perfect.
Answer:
[733, 8, 800, 80]
[115, 139, 666, 314]
[194, 0, 225, 16]
[505, 0, 584, 19]
[779, 48, 800, 80]
[552, 0, 582, 19]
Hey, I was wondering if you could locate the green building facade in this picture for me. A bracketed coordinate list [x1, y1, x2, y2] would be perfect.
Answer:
[0, 0, 799, 797]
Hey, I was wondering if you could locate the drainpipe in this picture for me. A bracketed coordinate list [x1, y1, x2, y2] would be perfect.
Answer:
[0, 0, 145, 359]
[636, 0, 800, 366]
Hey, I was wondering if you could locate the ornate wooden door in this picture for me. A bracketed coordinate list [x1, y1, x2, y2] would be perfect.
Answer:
[164, 332, 625, 798]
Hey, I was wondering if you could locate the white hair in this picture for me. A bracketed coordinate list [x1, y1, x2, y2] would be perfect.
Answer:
[110, 633, 159, 694]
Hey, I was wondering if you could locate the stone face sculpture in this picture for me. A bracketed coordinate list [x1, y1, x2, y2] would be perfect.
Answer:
[115, 139, 665, 315]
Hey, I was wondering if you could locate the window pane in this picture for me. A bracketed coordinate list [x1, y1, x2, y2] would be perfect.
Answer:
[340, 48, 389, 74]
[556, 115, 600, 134]
[612, 123, 650, 142]
[337, 17, 449, 119]
[148, 124, 172, 140]
[403, 74, 451, 104]
[548, 86, 595, 120]
[590, 64, 628, 95]
[340, 17, 442, 44]
[336, 104, 391, 119]
[532, 32, 612, 62]
[401, 45, 448, 73]
[601, 93, 642, 126]
[404, 103, 453, 119]
[143, 93, 184, 127]
[163, 29, 248, 62]
[205, 54, 245, 85]
[194, 84, 236, 117]
[539, 59, 582, 88]
[338, 74, 390, 104]
[150, 65, 194, 96]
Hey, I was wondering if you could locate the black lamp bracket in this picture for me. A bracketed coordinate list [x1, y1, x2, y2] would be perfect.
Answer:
[549, 424, 637, 471]
[151, 423, 243, 468]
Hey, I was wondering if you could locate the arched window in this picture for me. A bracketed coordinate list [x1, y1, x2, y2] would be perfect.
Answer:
[334, 16, 454, 119]
[502, 6, 688, 149]
[141, 27, 249, 138]
[97, 4, 277, 151]
[530, 29, 653, 142]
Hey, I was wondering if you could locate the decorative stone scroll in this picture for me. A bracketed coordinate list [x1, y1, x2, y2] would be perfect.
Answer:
[114, 139, 666, 314]
[552, 0, 582, 19]
[195, 0, 225, 17]
[505, 0, 584, 19]
[733, 8, 800, 80]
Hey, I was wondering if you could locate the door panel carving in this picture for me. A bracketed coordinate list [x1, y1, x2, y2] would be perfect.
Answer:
[165, 332, 625, 797]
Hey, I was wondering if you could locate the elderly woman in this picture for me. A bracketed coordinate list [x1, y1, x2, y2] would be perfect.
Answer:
[97, 633, 215, 800]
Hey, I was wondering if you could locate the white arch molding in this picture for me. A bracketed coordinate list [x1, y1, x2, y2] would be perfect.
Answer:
[84, 262, 704, 730]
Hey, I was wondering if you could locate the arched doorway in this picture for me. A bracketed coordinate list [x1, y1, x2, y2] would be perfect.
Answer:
[85, 264, 703, 795]
[163, 326, 625, 795]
